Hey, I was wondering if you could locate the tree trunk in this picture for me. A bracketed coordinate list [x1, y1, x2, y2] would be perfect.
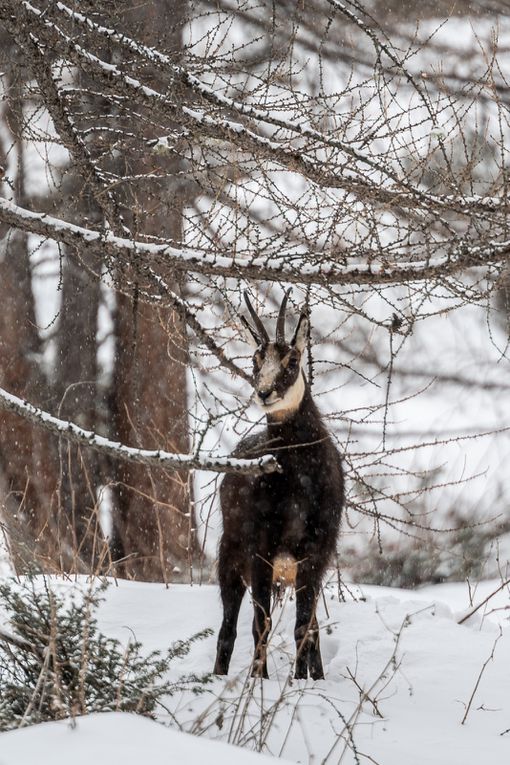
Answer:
[109, 0, 195, 582]
[0, 68, 59, 570]
[53, 237, 103, 573]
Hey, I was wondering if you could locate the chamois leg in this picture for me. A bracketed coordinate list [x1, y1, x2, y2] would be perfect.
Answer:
[214, 547, 246, 675]
[294, 559, 324, 680]
[251, 555, 273, 678]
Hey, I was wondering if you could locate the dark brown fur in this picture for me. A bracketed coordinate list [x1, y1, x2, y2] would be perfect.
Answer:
[214, 302, 344, 679]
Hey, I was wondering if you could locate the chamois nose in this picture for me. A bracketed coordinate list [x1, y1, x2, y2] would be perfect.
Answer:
[258, 390, 272, 403]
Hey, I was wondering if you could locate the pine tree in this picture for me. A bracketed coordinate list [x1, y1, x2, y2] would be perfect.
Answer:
[0, 578, 211, 730]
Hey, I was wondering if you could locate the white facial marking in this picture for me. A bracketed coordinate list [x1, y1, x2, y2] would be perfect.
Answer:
[257, 347, 283, 391]
[254, 342, 307, 418]
[257, 372, 305, 417]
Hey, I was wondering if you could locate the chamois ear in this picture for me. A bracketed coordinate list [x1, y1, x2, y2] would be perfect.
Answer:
[239, 315, 262, 348]
[291, 312, 310, 353]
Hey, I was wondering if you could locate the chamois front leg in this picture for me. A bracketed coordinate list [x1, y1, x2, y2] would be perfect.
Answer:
[294, 557, 325, 680]
[251, 554, 274, 678]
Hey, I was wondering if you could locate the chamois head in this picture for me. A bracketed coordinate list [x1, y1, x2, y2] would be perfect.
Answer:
[241, 290, 310, 418]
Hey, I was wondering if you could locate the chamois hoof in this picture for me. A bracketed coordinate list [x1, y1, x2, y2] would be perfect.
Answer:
[295, 657, 325, 680]
[213, 658, 229, 675]
[294, 668, 325, 680]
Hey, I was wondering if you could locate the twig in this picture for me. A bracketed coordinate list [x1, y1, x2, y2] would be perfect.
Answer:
[460, 626, 503, 725]
[346, 666, 384, 719]
[0, 626, 39, 655]
[457, 578, 510, 625]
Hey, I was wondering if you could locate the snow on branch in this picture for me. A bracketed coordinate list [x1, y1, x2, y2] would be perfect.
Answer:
[0, 386, 279, 476]
[17, 1, 378, 199]
[18, 0, 510, 223]
[5, 0, 471, 219]
[46, 1, 408, 193]
[1, 196, 509, 287]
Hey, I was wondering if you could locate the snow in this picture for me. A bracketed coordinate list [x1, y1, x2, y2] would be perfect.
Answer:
[0, 530, 11, 577]
[0, 711, 290, 765]
[1, 576, 509, 764]
[3, 196, 474, 285]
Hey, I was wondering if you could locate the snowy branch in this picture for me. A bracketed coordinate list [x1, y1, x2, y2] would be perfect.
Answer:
[0, 626, 39, 656]
[1, 197, 509, 287]
[12, 0, 508, 221]
[0, 386, 278, 476]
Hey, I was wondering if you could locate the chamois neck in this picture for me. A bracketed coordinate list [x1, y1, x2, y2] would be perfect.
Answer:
[266, 382, 325, 442]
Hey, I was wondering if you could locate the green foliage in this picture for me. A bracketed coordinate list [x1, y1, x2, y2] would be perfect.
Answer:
[0, 578, 211, 731]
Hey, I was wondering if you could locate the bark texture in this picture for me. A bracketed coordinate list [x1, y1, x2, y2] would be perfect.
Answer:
[109, 0, 195, 581]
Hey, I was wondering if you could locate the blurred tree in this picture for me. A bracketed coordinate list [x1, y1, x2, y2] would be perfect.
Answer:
[0, 58, 60, 570]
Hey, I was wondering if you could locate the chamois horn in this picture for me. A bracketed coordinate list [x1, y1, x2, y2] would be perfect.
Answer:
[243, 291, 269, 344]
[276, 288, 292, 345]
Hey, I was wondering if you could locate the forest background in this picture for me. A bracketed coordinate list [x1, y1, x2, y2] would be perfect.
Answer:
[0, 0, 509, 590]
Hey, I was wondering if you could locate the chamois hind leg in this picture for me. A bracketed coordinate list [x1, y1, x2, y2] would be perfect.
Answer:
[251, 554, 274, 678]
[214, 542, 246, 675]
[294, 558, 325, 680]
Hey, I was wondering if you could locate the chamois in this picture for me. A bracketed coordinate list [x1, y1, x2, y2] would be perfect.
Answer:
[214, 290, 344, 680]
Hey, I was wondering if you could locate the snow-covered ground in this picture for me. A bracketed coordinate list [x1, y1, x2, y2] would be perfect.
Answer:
[1, 576, 509, 765]
[0, 712, 290, 765]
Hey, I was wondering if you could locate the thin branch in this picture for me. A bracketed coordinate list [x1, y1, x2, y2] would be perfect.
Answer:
[0, 626, 39, 655]
[457, 578, 510, 625]
[460, 627, 503, 725]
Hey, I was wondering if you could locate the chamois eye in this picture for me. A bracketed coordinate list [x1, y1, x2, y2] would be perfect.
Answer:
[287, 354, 299, 370]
